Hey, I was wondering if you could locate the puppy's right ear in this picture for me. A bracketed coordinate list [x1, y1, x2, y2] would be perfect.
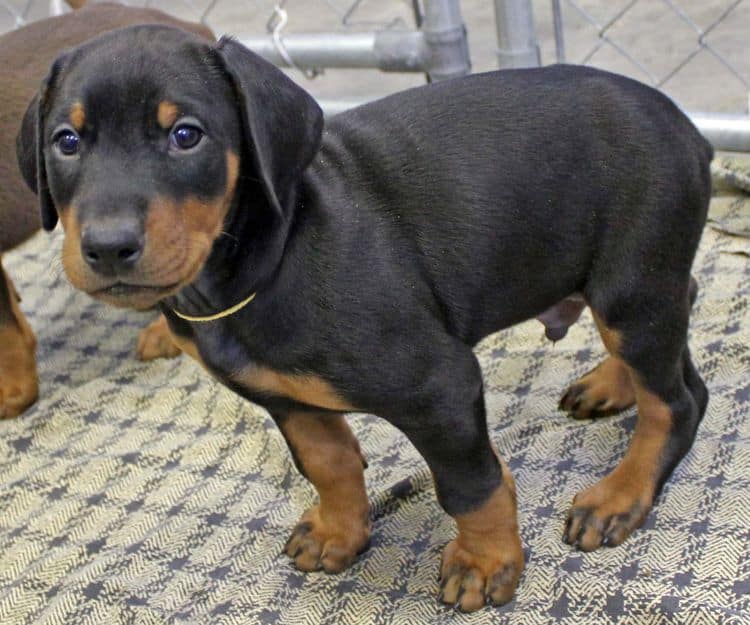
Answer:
[16, 58, 65, 231]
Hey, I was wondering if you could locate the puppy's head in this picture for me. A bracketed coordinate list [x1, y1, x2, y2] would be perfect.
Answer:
[17, 25, 323, 310]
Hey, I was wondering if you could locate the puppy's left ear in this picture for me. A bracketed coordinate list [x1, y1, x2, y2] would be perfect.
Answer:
[212, 37, 323, 218]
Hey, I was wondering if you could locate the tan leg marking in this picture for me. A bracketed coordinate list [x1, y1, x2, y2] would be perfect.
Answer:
[136, 314, 181, 361]
[0, 265, 38, 419]
[233, 365, 356, 412]
[565, 315, 672, 551]
[280, 412, 370, 574]
[559, 356, 636, 419]
[439, 458, 524, 611]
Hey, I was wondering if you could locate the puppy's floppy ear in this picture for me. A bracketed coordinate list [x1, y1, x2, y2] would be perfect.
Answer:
[16, 56, 65, 231]
[212, 37, 323, 217]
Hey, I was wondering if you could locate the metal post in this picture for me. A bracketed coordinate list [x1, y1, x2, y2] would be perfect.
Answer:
[421, 0, 471, 81]
[689, 113, 750, 152]
[551, 0, 566, 63]
[49, 0, 66, 16]
[241, 32, 429, 72]
[494, 0, 541, 68]
[241, 0, 469, 81]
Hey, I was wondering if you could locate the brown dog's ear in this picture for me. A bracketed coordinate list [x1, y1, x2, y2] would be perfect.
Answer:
[16, 58, 65, 231]
[212, 37, 323, 218]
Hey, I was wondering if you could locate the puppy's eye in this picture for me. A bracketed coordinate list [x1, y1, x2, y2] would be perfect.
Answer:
[169, 124, 204, 151]
[54, 129, 80, 156]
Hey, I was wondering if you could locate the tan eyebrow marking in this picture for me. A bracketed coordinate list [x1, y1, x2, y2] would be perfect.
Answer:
[157, 101, 179, 129]
[69, 101, 85, 132]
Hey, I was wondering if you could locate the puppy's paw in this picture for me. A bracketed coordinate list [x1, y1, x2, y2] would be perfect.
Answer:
[284, 505, 370, 574]
[0, 324, 38, 419]
[439, 536, 523, 611]
[564, 478, 651, 551]
[136, 315, 181, 361]
[559, 356, 635, 419]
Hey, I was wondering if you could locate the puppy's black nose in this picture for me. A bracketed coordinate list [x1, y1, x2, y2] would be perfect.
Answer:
[81, 223, 144, 275]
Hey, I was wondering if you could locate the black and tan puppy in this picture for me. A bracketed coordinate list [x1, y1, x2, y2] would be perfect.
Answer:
[17, 26, 712, 610]
[0, 4, 213, 419]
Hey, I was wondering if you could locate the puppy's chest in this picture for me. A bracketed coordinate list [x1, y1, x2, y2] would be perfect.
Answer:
[171, 321, 355, 414]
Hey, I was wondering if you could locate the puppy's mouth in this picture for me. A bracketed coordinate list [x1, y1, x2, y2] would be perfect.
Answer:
[92, 282, 180, 298]
[88, 281, 183, 309]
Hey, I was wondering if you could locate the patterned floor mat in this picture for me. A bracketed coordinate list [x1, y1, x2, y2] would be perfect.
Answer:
[1, 167, 748, 624]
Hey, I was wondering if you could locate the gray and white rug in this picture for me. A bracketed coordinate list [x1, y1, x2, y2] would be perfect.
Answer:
[1, 165, 748, 625]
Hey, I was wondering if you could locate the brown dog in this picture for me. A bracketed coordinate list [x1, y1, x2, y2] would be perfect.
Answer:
[0, 3, 213, 418]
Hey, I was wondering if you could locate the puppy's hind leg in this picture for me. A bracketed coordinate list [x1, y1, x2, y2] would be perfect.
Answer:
[559, 353, 636, 420]
[559, 276, 701, 421]
[564, 288, 706, 551]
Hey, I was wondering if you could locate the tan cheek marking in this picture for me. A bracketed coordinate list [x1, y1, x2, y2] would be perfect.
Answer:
[157, 101, 179, 129]
[59, 205, 85, 279]
[233, 366, 357, 412]
[149, 150, 239, 241]
[69, 101, 85, 132]
[143, 150, 240, 284]
[225, 151, 240, 198]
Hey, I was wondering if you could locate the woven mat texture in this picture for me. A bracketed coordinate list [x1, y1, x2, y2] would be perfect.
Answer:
[1, 164, 749, 625]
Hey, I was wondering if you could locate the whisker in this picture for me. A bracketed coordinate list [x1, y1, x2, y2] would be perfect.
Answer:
[218, 230, 240, 243]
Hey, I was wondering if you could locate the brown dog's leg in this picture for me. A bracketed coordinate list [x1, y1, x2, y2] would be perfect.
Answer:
[559, 355, 636, 419]
[0, 259, 37, 418]
[64, 0, 87, 9]
[564, 309, 707, 551]
[136, 314, 181, 361]
[277, 411, 371, 573]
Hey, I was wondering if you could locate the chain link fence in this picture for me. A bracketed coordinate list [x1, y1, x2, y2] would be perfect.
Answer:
[1, 1, 749, 145]
[544, 0, 750, 114]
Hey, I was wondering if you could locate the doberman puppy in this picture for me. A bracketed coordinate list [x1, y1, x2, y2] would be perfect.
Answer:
[0, 4, 213, 418]
[17, 26, 712, 610]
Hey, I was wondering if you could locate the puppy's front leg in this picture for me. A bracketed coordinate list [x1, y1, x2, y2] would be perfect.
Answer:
[395, 346, 524, 611]
[275, 410, 370, 573]
[136, 314, 181, 361]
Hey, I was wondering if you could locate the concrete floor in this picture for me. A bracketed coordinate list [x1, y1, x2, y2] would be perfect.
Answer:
[1, 0, 748, 113]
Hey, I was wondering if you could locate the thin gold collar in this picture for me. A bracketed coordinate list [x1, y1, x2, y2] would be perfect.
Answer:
[172, 291, 257, 322]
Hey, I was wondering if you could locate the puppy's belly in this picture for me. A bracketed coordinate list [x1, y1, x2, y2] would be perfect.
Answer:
[536, 293, 586, 342]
